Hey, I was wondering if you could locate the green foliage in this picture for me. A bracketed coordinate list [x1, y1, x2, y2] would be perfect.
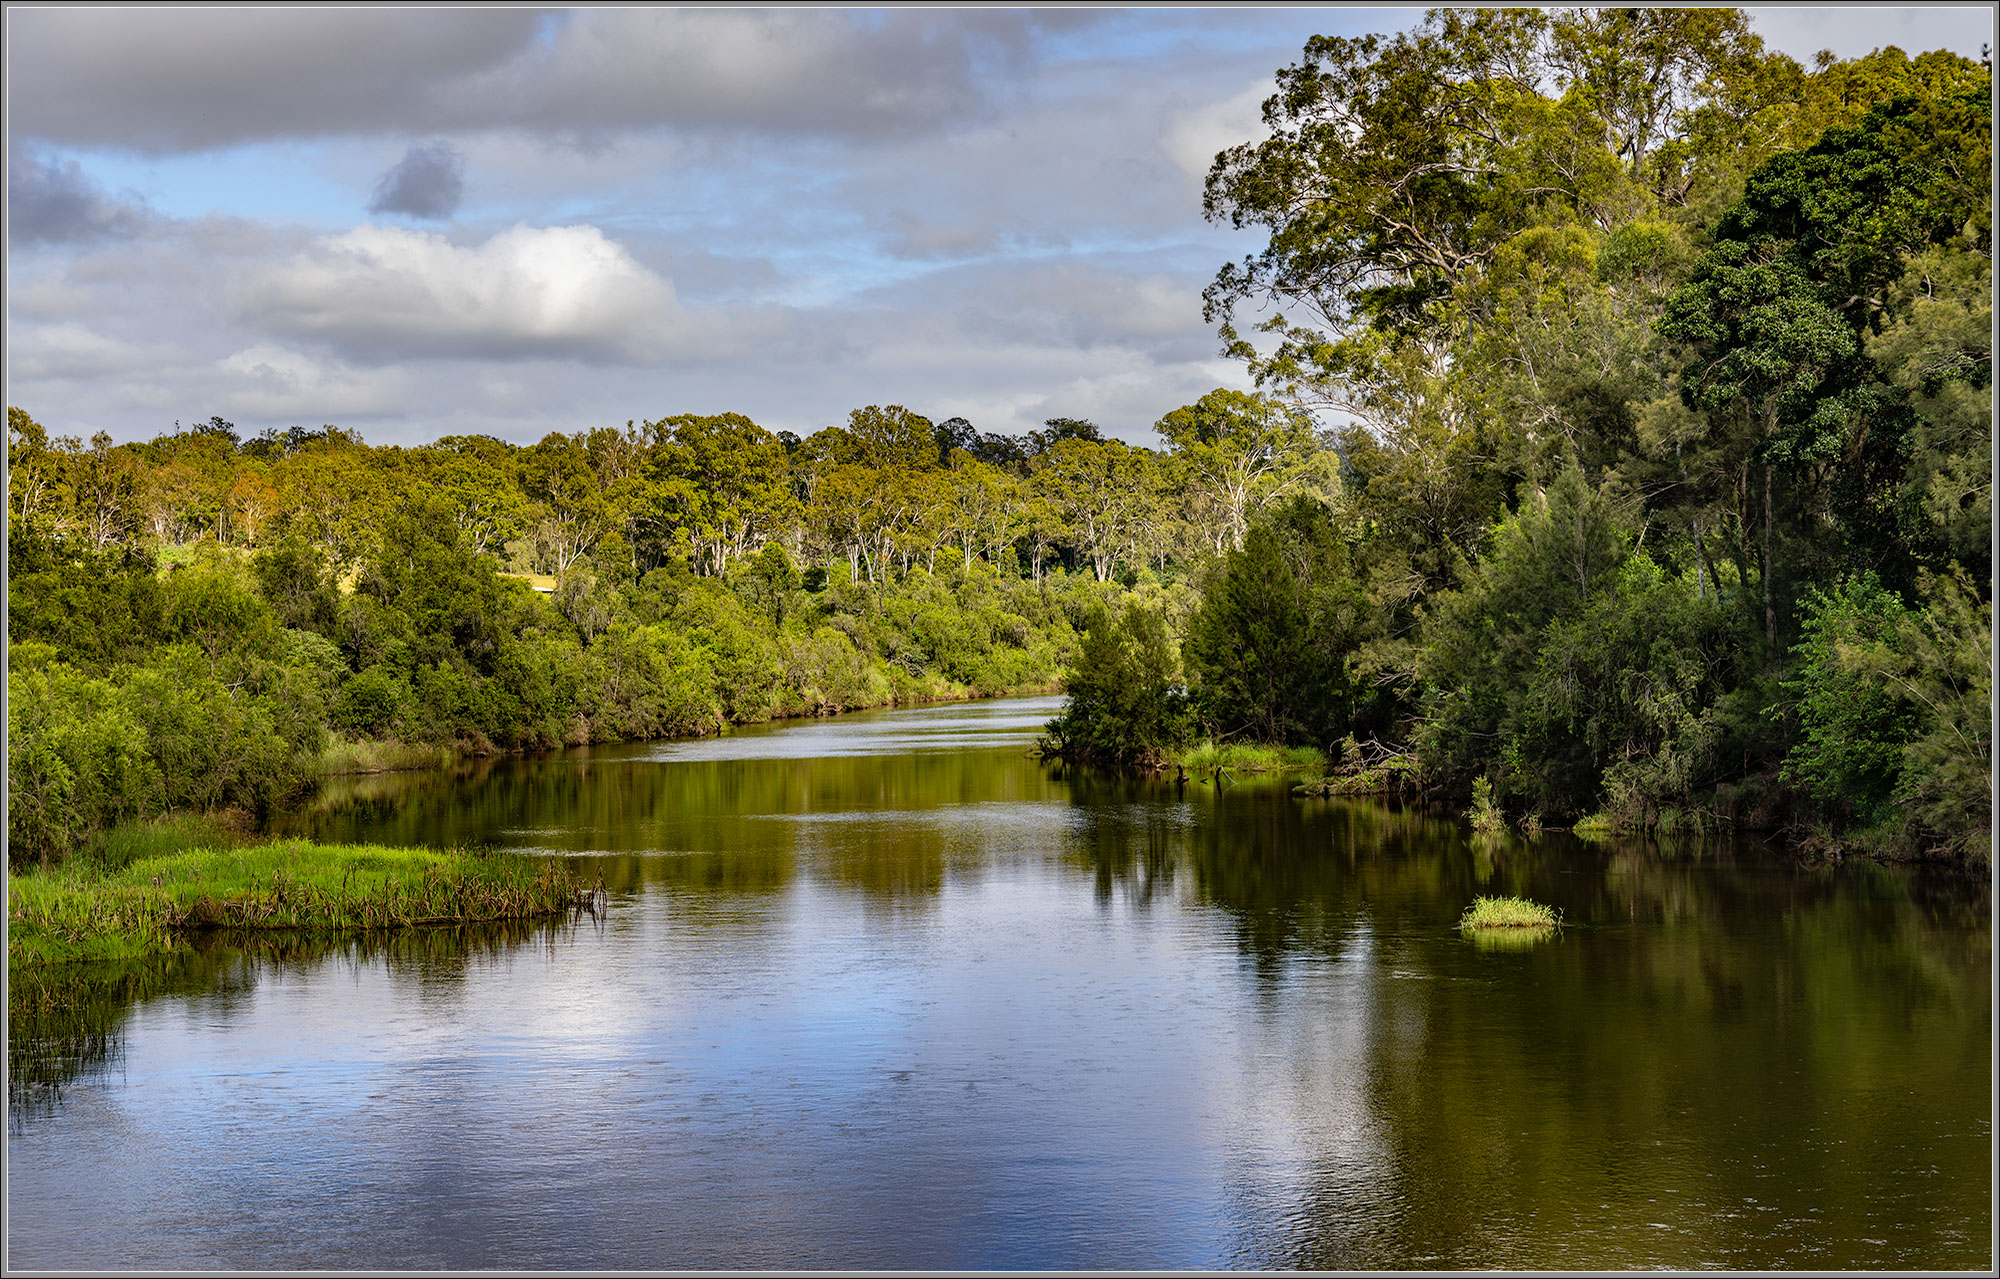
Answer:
[1782, 575, 1917, 821]
[1422, 467, 1745, 819]
[1467, 777, 1506, 835]
[6, 650, 322, 868]
[1043, 602, 1191, 763]
[1183, 504, 1359, 748]
[251, 531, 340, 634]
[7, 525, 166, 666]
[1785, 572, 1991, 859]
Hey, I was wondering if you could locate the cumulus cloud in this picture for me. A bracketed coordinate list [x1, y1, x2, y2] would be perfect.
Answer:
[368, 141, 466, 220]
[6, 8, 1098, 151]
[7, 147, 153, 244]
[238, 222, 740, 364]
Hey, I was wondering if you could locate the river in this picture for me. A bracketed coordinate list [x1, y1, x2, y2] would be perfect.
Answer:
[6, 695, 1991, 1269]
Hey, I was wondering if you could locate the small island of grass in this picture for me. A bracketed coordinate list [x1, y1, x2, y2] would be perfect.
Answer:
[1457, 895, 1561, 934]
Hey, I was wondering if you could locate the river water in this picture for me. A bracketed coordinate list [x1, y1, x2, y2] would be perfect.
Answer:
[7, 696, 1991, 1269]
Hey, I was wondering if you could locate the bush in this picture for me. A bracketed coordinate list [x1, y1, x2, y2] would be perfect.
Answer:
[1785, 570, 1992, 860]
[1043, 602, 1191, 763]
[1421, 466, 1748, 820]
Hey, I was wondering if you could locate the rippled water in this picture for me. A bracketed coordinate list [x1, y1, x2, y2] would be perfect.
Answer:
[7, 696, 1991, 1269]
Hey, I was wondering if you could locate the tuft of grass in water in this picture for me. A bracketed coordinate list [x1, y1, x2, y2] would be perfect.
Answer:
[1172, 740, 1326, 776]
[1458, 894, 1561, 933]
[319, 737, 457, 776]
[8, 840, 599, 968]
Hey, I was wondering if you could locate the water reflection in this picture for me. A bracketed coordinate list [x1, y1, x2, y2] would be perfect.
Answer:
[10, 696, 1990, 1270]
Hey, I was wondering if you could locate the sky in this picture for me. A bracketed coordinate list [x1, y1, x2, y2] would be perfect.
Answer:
[5, 6, 1993, 450]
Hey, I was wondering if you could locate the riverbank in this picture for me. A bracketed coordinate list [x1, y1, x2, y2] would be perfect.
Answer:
[319, 681, 1064, 776]
[8, 836, 594, 968]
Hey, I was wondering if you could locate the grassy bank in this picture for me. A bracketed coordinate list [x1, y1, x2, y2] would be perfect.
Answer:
[1169, 740, 1326, 775]
[8, 837, 595, 968]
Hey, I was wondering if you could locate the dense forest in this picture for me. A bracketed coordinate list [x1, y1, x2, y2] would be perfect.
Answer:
[1056, 10, 1990, 863]
[7, 9, 1991, 868]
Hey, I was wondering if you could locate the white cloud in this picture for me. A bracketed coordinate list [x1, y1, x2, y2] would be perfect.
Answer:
[7, 322, 161, 381]
[1160, 82, 1272, 183]
[214, 344, 409, 419]
[238, 222, 735, 364]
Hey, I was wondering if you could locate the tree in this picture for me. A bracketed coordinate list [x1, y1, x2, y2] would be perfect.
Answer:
[8, 406, 66, 533]
[413, 438, 531, 558]
[640, 413, 796, 575]
[1183, 497, 1362, 747]
[523, 433, 611, 576]
[1043, 603, 1190, 763]
[1031, 437, 1148, 581]
[845, 404, 938, 471]
[68, 431, 140, 548]
[1155, 388, 1316, 552]
[1656, 82, 1991, 650]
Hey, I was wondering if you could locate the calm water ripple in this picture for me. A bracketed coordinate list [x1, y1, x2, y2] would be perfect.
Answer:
[7, 695, 1991, 1269]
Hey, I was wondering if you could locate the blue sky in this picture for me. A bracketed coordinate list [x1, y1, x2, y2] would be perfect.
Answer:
[6, 6, 1992, 448]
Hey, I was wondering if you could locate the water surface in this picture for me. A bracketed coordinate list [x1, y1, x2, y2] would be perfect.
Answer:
[8, 697, 1991, 1269]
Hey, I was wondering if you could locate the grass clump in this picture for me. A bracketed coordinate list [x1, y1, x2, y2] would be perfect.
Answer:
[1458, 894, 1561, 934]
[8, 839, 597, 968]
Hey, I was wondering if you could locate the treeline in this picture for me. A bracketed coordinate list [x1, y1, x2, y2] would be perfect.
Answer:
[1053, 12, 1990, 863]
[8, 385, 1341, 866]
[8, 395, 1330, 590]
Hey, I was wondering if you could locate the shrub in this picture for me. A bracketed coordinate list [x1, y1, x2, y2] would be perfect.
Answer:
[1043, 602, 1191, 763]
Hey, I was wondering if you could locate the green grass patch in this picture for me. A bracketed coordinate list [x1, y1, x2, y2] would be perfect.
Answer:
[1571, 811, 1615, 839]
[8, 839, 596, 968]
[76, 811, 247, 873]
[320, 737, 457, 775]
[1458, 894, 1561, 934]
[1172, 739, 1327, 775]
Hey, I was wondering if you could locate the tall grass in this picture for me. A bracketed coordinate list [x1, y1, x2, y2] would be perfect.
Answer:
[1457, 895, 1561, 933]
[1173, 740, 1327, 775]
[8, 840, 597, 967]
[319, 737, 457, 776]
